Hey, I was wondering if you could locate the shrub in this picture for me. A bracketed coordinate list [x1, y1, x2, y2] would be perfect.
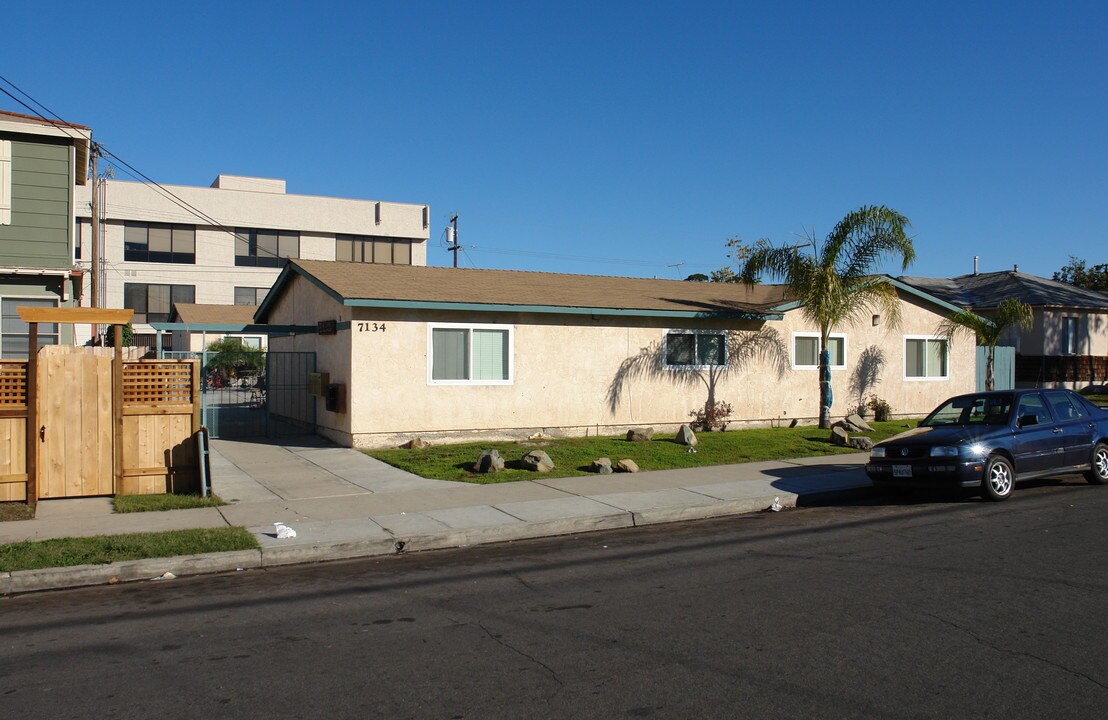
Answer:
[690, 399, 734, 431]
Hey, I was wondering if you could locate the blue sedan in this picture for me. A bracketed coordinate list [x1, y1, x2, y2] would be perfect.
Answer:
[865, 389, 1108, 501]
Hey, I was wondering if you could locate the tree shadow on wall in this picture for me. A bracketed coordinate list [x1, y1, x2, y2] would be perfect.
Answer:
[848, 345, 886, 412]
[606, 328, 789, 415]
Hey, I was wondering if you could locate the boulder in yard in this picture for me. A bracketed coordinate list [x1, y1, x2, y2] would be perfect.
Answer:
[830, 426, 850, 446]
[520, 450, 555, 472]
[626, 427, 655, 442]
[474, 449, 505, 473]
[403, 437, 432, 449]
[849, 436, 874, 451]
[675, 424, 698, 446]
[845, 413, 874, 433]
[591, 458, 613, 474]
[617, 459, 640, 473]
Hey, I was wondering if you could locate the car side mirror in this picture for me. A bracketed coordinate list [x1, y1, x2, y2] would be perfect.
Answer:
[1018, 414, 1038, 428]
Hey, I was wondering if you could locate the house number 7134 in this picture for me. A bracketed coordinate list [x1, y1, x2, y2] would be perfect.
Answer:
[357, 322, 386, 332]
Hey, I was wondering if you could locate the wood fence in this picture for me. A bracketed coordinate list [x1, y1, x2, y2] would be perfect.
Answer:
[0, 353, 200, 503]
[0, 361, 28, 502]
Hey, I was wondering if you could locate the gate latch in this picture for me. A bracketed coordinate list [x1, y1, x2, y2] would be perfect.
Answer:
[40, 425, 46, 442]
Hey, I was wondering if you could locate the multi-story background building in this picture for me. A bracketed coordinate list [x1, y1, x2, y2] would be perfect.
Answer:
[75, 174, 430, 348]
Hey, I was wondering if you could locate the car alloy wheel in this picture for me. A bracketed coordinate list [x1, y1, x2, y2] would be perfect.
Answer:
[1085, 442, 1108, 485]
[982, 456, 1014, 501]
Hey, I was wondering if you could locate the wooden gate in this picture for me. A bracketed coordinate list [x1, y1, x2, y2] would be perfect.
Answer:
[0, 361, 28, 501]
[36, 346, 114, 498]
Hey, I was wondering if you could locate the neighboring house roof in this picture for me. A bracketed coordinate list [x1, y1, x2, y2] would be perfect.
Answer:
[899, 271, 1108, 311]
[170, 303, 258, 325]
[0, 108, 91, 185]
[256, 260, 798, 322]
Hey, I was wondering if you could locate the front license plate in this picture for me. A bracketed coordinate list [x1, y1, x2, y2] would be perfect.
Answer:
[892, 465, 912, 478]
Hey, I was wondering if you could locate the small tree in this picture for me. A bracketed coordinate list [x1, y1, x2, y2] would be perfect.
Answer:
[205, 337, 264, 383]
[937, 298, 1032, 391]
[1053, 256, 1108, 291]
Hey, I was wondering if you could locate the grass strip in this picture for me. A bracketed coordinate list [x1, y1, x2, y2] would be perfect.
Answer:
[366, 419, 917, 484]
[113, 493, 227, 513]
[0, 527, 258, 573]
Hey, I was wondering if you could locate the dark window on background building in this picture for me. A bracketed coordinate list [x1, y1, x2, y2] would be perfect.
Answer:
[123, 283, 195, 324]
[235, 228, 299, 267]
[124, 222, 196, 263]
[234, 287, 268, 305]
[335, 235, 412, 265]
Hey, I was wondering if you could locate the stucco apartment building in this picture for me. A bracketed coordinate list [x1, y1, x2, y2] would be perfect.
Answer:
[73, 174, 431, 349]
[0, 109, 91, 357]
[258, 260, 974, 449]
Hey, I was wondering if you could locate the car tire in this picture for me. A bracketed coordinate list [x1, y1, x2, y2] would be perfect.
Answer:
[982, 455, 1015, 502]
[1084, 442, 1108, 485]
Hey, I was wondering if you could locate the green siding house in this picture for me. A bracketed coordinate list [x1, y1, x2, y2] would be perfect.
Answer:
[0, 109, 91, 357]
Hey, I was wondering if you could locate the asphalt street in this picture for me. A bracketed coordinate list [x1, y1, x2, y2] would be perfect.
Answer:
[2, 479, 1106, 719]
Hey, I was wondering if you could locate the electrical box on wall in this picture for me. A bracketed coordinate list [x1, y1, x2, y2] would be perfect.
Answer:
[308, 372, 330, 397]
[325, 383, 345, 413]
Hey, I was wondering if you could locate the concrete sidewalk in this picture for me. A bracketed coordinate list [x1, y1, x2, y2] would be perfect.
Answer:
[0, 437, 874, 594]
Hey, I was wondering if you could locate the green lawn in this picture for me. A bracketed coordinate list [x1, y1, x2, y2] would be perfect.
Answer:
[366, 420, 917, 484]
[0, 527, 259, 573]
[113, 493, 226, 513]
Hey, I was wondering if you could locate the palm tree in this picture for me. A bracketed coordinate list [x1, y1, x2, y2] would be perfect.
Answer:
[937, 298, 1032, 391]
[739, 206, 916, 429]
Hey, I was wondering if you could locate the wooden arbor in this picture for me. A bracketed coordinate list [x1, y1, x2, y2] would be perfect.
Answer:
[19, 307, 133, 504]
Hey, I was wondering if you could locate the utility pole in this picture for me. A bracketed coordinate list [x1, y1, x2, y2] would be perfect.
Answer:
[89, 143, 101, 343]
[447, 213, 460, 268]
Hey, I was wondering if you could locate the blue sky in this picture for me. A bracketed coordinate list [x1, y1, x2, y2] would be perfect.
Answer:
[4, 1, 1105, 280]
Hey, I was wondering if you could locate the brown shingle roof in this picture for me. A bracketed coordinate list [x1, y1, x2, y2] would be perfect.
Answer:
[282, 260, 793, 316]
[0, 108, 90, 130]
[170, 303, 258, 325]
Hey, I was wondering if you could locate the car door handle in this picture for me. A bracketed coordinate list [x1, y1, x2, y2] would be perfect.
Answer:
[1052, 427, 1063, 434]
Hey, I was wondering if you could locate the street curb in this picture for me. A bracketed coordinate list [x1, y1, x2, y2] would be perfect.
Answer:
[0, 549, 263, 596]
[1, 486, 871, 596]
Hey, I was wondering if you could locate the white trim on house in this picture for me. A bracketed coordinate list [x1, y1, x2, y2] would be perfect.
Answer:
[903, 334, 950, 381]
[662, 328, 729, 370]
[791, 332, 847, 371]
[426, 322, 515, 386]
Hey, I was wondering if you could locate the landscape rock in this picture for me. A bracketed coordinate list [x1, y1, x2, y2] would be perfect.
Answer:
[591, 458, 613, 474]
[849, 436, 874, 451]
[830, 426, 850, 446]
[474, 449, 505, 473]
[402, 437, 432, 449]
[845, 413, 874, 433]
[616, 459, 640, 473]
[520, 450, 555, 472]
[626, 427, 655, 442]
[675, 424, 698, 446]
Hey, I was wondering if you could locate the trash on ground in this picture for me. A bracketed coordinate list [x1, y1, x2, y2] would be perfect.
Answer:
[275, 522, 298, 539]
[154, 571, 177, 581]
[768, 497, 782, 512]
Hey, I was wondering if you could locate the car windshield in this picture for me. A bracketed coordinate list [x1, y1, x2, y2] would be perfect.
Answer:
[921, 394, 1014, 427]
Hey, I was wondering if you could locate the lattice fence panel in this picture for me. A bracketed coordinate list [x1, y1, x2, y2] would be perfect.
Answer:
[123, 361, 194, 405]
[0, 361, 28, 407]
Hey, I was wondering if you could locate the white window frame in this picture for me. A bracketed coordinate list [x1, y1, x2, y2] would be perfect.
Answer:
[791, 332, 847, 371]
[903, 335, 949, 381]
[1063, 316, 1078, 355]
[0, 139, 12, 226]
[663, 329, 729, 370]
[427, 322, 514, 386]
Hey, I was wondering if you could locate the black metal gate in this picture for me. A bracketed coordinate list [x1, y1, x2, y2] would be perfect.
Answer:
[162, 350, 316, 439]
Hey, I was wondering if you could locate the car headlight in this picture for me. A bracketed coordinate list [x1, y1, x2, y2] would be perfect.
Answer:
[930, 446, 959, 457]
[871, 447, 886, 458]
[966, 443, 988, 458]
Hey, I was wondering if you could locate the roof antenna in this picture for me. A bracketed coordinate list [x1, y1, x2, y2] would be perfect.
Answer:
[973, 255, 979, 276]
[667, 261, 685, 277]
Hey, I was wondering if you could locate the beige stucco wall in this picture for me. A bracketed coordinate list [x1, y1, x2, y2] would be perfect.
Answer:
[1019, 309, 1108, 356]
[265, 275, 352, 444]
[266, 285, 973, 448]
